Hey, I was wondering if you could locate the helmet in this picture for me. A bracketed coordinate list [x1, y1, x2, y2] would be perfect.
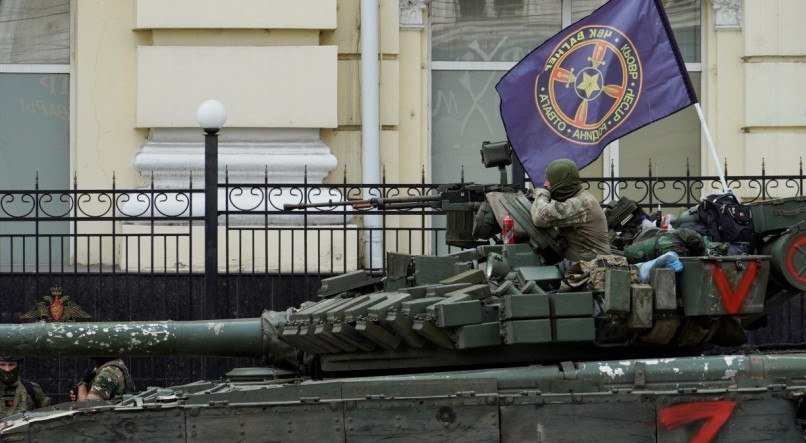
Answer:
[0, 355, 22, 362]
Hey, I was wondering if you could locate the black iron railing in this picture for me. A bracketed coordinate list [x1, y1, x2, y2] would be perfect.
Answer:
[589, 158, 805, 211]
[1, 162, 803, 272]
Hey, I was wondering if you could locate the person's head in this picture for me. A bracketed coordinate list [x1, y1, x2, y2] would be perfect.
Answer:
[545, 159, 582, 202]
[0, 356, 22, 385]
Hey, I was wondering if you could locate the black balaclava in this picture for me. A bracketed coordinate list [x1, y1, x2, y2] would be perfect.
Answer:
[0, 358, 22, 385]
[545, 159, 582, 202]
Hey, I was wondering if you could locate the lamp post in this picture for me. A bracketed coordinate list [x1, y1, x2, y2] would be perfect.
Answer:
[197, 100, 227, 319]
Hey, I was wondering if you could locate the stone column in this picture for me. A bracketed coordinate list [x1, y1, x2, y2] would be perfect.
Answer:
[712, 0, 742, 31]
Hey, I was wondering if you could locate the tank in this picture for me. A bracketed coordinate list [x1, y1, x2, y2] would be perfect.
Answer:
[1, 143, 805, 441]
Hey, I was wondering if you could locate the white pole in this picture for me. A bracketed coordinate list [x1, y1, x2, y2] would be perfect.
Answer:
[694, 103, 729, 194]
[360, 0, 383, 269]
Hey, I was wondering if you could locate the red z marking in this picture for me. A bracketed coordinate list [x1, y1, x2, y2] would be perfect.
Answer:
[712, 261, 759, 314]
[658, 400, 736, 443]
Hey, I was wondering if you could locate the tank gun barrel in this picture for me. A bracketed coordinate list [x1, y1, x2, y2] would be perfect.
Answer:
[0, 319, 263, 358]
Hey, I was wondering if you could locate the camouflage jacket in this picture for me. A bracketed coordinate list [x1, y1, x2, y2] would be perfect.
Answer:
[530, 188, 611, 261]
[1, 380, 50, 417]
[88, 359, 135, 401]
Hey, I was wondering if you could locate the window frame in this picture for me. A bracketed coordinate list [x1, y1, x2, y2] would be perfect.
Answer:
[428, 0, 705, 185]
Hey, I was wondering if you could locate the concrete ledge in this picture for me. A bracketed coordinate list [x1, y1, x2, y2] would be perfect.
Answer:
[135, 0, 336, 30]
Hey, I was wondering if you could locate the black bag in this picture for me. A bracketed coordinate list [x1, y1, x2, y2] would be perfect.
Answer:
[697, 193, 754, 243]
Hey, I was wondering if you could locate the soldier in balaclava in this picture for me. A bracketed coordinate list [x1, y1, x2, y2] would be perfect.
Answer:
[0, 355, 50, 417]
[530, 158, 611, 261]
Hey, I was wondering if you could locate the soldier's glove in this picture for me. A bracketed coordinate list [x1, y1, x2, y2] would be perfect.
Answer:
[79, 367, 95, 386]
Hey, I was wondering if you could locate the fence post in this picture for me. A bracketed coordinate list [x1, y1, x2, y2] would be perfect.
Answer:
[203, 128, 219, 318]
[761, 158, 766, 200]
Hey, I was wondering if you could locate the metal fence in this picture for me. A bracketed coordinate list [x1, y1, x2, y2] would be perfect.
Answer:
[0, 159, 803, 315]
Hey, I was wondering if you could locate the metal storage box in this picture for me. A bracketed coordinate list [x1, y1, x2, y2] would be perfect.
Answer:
[748, 196, 806, 233]
[678, 256, 770, 316]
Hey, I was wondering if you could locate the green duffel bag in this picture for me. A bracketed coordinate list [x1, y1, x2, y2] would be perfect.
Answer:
[624, 227, 706, 264]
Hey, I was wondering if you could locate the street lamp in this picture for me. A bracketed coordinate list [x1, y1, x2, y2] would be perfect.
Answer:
[197, 100, 227, 319]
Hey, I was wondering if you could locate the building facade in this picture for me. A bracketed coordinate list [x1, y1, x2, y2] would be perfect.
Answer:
[0, 0, 803, 268]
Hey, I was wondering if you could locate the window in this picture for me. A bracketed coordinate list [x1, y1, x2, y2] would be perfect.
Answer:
[430, 0, 703, 186]
[0, 1, 70, 265]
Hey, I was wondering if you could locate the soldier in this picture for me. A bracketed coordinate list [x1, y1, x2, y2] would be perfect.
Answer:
[530, 158, 610, 261]
[75, 357, 135, 402]
[0, 355, 50, 417]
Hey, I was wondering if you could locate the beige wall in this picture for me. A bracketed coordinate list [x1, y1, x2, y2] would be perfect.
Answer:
[742, 0, 806, 178]
[74, 0, 342, 187]
[321, 0, 416, 185]
[703, 0, 805, 189]
[704, 2, 743, 178]
[74, 0, 148, 188]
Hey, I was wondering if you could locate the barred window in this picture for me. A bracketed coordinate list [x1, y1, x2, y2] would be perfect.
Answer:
[0, 1, 70, 265]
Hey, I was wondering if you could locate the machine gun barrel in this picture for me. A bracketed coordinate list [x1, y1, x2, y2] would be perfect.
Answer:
[284, 194, 441, 211]
[0, 319, 264, 358]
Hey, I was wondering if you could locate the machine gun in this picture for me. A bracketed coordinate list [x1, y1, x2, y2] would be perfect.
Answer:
[285, 141, 566, 257]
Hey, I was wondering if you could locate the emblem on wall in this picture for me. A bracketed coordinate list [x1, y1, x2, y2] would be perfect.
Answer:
[534, 25, 642, 145]
[20, 285, 91, 322]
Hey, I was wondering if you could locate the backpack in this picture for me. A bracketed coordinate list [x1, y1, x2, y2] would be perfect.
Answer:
[697, 192, 754, 243]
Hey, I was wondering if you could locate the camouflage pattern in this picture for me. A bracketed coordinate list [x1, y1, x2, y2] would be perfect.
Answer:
[624, 227, 706, 263]
[560, 255, 638, 292]
[1, 381, 49, 417]
[530, 188, 610, 261]
[88, 359, 134, 401]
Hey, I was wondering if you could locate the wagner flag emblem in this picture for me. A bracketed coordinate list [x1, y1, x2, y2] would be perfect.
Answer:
[496, 0, 697, 185]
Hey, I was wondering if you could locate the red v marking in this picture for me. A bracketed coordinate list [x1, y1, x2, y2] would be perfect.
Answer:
[712, 261, 759, 315]
[659, 400, 736, 443]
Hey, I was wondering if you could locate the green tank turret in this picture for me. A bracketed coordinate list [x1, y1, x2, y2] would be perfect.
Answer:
[1, 143, 805, 441]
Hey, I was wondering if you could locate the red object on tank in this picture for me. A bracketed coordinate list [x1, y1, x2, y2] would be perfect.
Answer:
[502, 216, 515, 244]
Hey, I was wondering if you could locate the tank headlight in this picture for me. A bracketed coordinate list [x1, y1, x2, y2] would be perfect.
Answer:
[484, 252, 509, 279]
